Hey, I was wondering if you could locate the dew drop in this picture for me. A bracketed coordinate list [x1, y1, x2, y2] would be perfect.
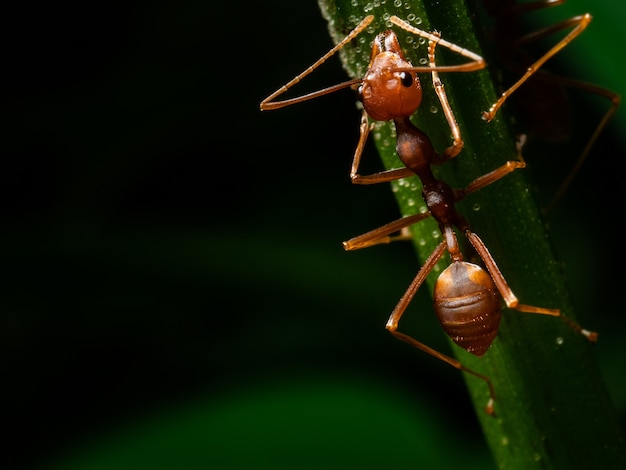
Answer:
[429, 105, 438, 114]
[555, 337, 564, 346]
[472, 203, 481, 211]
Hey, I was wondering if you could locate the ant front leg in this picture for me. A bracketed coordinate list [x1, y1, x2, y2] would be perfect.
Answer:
[390, 16, 486, 74]
[350, 110, 415, 185]
[428, 33, 464, 161]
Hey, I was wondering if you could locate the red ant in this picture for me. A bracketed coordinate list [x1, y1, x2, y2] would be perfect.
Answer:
[480, 0, 620, 212]
[260, 15, 597, 414]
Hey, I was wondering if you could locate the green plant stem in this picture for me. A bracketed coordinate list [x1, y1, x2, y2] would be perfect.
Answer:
[318, 0, 626, 467]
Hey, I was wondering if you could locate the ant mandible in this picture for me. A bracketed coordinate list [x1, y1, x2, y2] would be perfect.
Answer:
[260, 15, 597, 414]
[481, 0, 620, 212]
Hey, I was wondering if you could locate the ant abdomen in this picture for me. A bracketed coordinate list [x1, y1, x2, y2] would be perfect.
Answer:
[434, 262, 501, 356]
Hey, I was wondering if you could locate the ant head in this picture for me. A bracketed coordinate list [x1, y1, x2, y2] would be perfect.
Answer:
[357, 30, 422, 121]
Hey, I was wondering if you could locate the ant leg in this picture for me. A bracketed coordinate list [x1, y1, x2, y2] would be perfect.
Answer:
[537, 76, 620, 212]
[350, 110, 374, 181]
[465, 230, 598, 342]
[455, 133, 527, 198]
[389, 16, 485, 73]
[343, 213, 431, 250]
[456, 160, 526, 199]
[260, 15, 374, 110]
[386, 241, 497, 415]
[427, 33, 464, 161]
[482, 14, 592, 121]
[350, 110, 415, 185]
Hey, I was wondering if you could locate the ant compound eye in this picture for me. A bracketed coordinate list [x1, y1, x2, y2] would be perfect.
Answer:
[356, 84, 364, 102]
[400, 72, 413, 88]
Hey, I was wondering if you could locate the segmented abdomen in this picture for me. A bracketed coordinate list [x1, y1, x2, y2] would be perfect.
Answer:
[434, 261, 502, 356]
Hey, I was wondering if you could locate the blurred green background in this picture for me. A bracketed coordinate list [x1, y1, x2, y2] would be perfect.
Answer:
[4, 1, 624, 469]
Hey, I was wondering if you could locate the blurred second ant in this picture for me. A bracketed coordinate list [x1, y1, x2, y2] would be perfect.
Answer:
[480, 0, 620, 212]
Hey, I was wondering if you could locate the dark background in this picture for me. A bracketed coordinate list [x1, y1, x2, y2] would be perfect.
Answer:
[4, 1, 625, 468]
